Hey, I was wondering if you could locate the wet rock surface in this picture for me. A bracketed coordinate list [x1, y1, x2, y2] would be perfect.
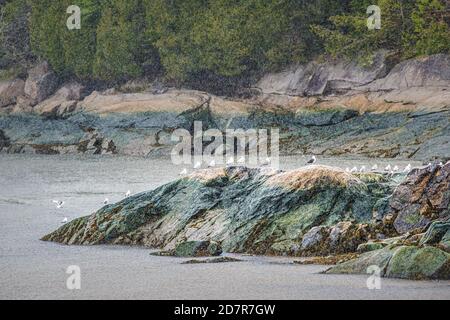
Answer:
[390, 162, 450, 234]
[0, 55, 449, 161]
[42, 166, 394, 255]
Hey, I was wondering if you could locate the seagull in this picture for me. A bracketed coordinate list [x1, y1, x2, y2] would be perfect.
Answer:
[237, 156, 246, 164]
[208, 159, 216, 168]
[306, 156, 317, 165]
[103, 198, 109, 205]
[52, 200, 64, 209]
[179, 168, 188, 176]
[393, 165, 399, 172]
[194, 161, 202, 169]
[439, 162, 443, 166]
[350, 167, 358, 173]
[226, 157, 234, 166]
[61, 217, 68, 224]
[359, 166, 366, 173]
[388, 170, 395, 177]
[384, 164, 392, 172]
[403, 164, 412, 172]
[125, 190, 131, 198]
[345, 167, 350, 172]
[371, 164, 378, 171]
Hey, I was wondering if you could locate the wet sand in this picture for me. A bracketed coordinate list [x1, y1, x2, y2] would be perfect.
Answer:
[0, 154, 448, 300]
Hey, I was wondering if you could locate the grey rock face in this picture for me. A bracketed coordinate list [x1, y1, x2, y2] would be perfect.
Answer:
[257, 51, 388, 96]
[0, 79, 25, 108]
[364, 54, 450, 91]
[24, 61, 59, 106]
[390, 162, 450, 234]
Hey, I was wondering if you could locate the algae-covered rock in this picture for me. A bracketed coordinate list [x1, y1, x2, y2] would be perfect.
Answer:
[357, 242, 386, 253]
[42, 166, 393, 255]
[327, 245, 450, 280]
[385, 246, 450, 280]
[175, 241, 222, 257]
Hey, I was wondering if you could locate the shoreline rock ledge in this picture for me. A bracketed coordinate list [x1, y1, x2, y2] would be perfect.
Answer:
[42, 163, 450, 280]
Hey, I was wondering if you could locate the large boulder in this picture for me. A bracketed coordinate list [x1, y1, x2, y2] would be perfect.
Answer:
[0, 79, 25, 108]
[174, 241, 222, 257]
[390, 162, 450, 234]
[34, 82, 85, 117]
[42, 166, 394, 255]
[327, 245, 450, 280]
[24, 62, 58, 106]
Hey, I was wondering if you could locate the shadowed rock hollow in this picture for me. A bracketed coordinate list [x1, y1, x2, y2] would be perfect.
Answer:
[42, 165, 395, 255]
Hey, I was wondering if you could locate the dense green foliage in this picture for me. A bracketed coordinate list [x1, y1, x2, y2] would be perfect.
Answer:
[0, 0, 449, 89]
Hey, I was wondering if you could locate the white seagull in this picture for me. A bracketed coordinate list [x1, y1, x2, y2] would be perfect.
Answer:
[359, 166, 366, 173]
[52, 200, 64, 209]
[384, 164, 392, 172]
[226, 157, 234, 166]
[403, 164, 412, 173]
[237, 156, 246, 164]
[125, 190, 131, 198]
[345, 167, 350, 172]
[371, 164, 378, 171]
[350, 167, 358, 173]
[103, 198, 109, 205]
[306, 156, 317, 165]
[61, 217, 68, 224]
[393, 165, 399, 172]
[179, 168, 188, 176]
[193, 161, 202, 169]
[208, 159, 216, 168]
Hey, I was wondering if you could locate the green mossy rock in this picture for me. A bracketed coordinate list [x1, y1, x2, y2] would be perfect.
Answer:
[327, 245, 450, 280]
[386, 246, 450, 280]
[174, 241, 222, 257]
[42, 166, 393, 255]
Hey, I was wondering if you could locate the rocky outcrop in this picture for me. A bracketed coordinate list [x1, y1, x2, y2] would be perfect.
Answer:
[0, 79, 25, 108]
[257, 51, 389, 96]
[42, 166, 395, 255]
[23, 62, 58, 106]
[389, 162, 450, 234]
[0, 55, 449, 160]
[363, 54, 450, 91]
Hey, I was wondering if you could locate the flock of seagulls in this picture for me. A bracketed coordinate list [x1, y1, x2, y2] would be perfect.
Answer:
[178, 154, 447, 177]
[179, 156, 272, 176]
[51, 190, 132, 225]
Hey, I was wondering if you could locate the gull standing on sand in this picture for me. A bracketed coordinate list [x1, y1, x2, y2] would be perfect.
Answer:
[125, 190, 131, 198]
[371, 164, 378, 171]
[179, 168, 188, 176]
[61, 217, 68, 224]
[306, 156, 317, 165]
[359, 166, 366, 173]
[403, 164, 412, 173]
[385, 164, 392, 172]
[103, 198, 109, 205]
[350, 167, 358, 173]
[393, 165, 399, 172]
[52, 200, 64, 209]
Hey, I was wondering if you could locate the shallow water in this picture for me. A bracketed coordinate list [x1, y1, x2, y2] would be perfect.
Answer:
[0, 154, 448, 300]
